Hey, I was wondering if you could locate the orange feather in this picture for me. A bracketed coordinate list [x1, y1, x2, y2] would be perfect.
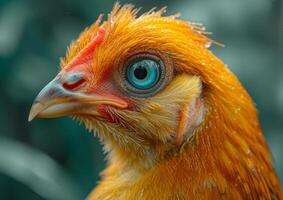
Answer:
[82, 4, 282, 199]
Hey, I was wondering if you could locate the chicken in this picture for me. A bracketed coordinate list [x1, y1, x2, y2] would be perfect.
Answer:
[29, 3, 282, 200]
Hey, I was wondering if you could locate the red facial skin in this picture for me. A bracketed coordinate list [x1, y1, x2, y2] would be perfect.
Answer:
[64, 28, 106, 72]
[94, 88, 134, 123]
[59, 27, 135, 123]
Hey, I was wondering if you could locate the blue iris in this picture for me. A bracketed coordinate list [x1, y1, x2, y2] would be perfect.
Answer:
[127, 59, 160, 89]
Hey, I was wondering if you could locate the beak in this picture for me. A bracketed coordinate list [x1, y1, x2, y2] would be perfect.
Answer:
[28, 75, 128, 121]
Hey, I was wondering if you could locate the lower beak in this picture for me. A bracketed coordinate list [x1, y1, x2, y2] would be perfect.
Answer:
[28, 77, 127, 121]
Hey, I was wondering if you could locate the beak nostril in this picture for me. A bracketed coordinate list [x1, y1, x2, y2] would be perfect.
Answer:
[63, 77, 86, 90]
[62, 73, 86, 90]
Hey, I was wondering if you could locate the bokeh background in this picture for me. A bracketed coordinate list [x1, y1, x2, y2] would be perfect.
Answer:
[0, 0, 282, 199]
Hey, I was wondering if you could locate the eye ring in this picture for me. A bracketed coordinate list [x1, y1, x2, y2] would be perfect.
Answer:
[119, 49, 173, 98]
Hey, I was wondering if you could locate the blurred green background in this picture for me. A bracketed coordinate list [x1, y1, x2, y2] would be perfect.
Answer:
[0, 0, 282, 199]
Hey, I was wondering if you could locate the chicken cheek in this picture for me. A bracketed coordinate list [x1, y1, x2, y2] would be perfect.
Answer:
[175, 97, 204, 144]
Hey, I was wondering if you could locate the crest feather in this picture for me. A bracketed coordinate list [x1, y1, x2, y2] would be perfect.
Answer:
[60, 2, 216, 68]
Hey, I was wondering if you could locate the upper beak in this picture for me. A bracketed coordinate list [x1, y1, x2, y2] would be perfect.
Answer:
[28, 75, 128, 121]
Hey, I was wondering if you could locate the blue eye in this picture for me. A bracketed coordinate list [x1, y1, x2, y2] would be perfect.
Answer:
[127, 59, 160, 89]
[121, 52, 172, 98]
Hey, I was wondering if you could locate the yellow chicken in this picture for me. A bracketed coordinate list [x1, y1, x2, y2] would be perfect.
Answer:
[29, 3, 282, 200]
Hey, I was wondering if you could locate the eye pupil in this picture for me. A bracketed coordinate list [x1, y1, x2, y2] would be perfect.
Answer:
[134, 65, 147, 80]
